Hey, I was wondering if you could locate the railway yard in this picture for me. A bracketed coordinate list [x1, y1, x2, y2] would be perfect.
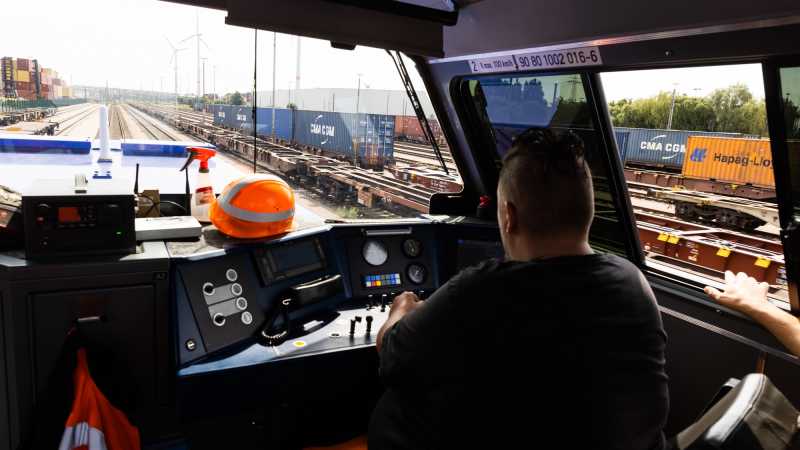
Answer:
[0, 102, 788, 300]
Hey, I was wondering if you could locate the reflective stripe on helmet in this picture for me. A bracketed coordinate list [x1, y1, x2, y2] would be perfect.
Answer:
[218, 175, 293, 223]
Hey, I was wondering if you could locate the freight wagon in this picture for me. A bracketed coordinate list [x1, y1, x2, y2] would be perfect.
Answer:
[394, 115, 444, 145]
[292, 110, 394, 170]
[617, 127, 756, 171]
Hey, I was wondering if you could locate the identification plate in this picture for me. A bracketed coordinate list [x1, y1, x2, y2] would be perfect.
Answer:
[469, 46, 603, 74]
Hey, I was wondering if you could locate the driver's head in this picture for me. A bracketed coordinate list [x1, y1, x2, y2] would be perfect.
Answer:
[496, 129, 594, 260]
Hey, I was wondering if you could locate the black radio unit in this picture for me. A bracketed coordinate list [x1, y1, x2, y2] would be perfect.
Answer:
[22, 179, 136, 259]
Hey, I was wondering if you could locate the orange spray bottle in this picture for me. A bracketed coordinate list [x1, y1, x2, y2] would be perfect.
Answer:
[180, 147, 217, 223]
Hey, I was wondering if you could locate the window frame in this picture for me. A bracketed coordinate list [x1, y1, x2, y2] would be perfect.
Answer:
[445, 54, 800, 313]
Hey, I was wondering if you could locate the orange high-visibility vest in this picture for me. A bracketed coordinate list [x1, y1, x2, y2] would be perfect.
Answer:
[59, 349, 140, 450]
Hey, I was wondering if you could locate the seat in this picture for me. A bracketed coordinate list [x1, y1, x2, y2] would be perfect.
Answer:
[674, 373, 799, 450]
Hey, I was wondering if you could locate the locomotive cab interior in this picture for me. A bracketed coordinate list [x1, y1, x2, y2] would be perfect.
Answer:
[3, 0, 800, 449]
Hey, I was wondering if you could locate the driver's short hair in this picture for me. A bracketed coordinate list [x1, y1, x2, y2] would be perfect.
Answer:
[498, 128, 594, 235]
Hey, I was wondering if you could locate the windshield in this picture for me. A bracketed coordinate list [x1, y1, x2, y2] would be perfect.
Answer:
[0, 1, 461, 227]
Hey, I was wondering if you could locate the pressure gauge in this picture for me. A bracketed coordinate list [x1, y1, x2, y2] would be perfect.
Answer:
[402, 238, 423, 258]
[407, 263, 427, 285]
[362, 239, 389, 266]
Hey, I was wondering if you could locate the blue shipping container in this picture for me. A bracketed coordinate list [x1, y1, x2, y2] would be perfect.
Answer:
[212, 105, 294, 141]
[613, 129, 630, 164]
[293, 110, 394, 167]
[254, 107, 293, 141]
[618, 127, 752, 171]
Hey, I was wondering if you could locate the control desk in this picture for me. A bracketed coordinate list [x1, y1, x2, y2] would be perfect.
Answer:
[170, 219, 502, 373]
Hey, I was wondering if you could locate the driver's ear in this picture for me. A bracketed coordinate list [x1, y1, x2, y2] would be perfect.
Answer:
[504, 200, 518, 235]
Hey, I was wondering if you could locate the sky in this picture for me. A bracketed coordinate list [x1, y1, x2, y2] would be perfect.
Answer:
[1, 0, 769, 102]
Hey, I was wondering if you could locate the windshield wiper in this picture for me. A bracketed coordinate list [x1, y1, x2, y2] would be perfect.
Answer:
[386, 50, 450, 175]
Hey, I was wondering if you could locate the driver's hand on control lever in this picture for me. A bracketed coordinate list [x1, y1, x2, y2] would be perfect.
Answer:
[704, 271, 800, 356]
[376, 291, 422, 353]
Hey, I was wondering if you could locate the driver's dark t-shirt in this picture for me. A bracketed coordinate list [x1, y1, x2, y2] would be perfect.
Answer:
[368, 254, 669, 450]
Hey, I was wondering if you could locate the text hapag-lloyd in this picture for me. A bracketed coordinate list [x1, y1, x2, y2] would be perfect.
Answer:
[711, 152, 772, 167]
[310, 123, 335, 137]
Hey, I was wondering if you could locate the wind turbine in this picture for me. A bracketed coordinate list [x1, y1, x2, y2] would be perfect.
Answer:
[166, 37, 187, 109]
[166, 37, 187, 96]
[179, 10, 211, 101]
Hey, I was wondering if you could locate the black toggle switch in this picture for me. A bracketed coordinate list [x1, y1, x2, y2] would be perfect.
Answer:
[355, 316, 363, 323]
[366, 315, 373, 335]
[350, 319, 356, 336]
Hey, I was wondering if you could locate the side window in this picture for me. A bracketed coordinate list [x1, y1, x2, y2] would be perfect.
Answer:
[462, 73, 631, 256]
[600, 65, 789, 308]
[778, 67, 800, 213]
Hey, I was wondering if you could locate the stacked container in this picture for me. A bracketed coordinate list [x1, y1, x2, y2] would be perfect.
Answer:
[616, 127, 757, 171]
[683, 136, 774, 188]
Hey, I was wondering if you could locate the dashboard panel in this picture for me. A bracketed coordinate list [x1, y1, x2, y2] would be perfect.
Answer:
[172, 220, 500, 369]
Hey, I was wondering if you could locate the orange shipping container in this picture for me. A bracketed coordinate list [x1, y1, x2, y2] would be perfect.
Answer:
[683, 136, 774, 188]
[16, 70, 30, 83]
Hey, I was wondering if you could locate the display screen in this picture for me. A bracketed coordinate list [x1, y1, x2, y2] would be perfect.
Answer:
[363, 273, 402, 288]
[57, 206, 81, 223]
[258, 238, 326, 283]
[272, 240, 320, 273]
[456, 239, 504, 271]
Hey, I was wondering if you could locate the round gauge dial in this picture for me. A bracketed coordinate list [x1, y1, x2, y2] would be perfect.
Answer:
[362, 239, 389, 266]
[407, 263, 427, 285]
[402, 238, 423, 258]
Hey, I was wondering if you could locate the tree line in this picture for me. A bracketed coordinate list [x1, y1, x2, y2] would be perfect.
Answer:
[608, 83, 768, 136]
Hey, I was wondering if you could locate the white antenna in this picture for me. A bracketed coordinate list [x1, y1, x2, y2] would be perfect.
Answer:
[97, 105, 112, 163]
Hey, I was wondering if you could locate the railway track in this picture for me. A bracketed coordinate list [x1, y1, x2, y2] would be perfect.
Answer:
[54, 104, 98, 136]
[109, 104, 130, 140]
[124, 104, 184, 141]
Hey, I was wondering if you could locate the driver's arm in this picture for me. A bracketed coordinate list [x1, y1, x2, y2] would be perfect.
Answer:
[705, 271, 800, 356]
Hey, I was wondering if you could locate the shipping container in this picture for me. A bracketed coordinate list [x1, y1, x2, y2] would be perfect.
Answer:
[15, 70, 30, 83]
[210, 105, 293, 141]
[394, 115, 444, 144]
[16, 58, 29, 71]
[682, 136, 774, 188]
[613, 129, 630, 163]
[618, 127, 757, 171]
[293, 110, 394, 169]
[254, 108, 293, 141]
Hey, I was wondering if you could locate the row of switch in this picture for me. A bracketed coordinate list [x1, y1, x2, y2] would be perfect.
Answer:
[366, 290, 428, 312]
[206, 268, 251, 328]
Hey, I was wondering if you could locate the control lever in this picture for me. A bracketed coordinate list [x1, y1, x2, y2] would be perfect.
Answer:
[258, 274, 344, 346]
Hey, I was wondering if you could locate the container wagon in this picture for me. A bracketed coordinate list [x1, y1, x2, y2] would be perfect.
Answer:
[293, 110, 394, 170]
[618, 127, 756, 171]
[394, 115, 444, 145]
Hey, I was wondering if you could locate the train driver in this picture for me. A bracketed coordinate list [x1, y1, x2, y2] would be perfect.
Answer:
[369, 129, 670, 450]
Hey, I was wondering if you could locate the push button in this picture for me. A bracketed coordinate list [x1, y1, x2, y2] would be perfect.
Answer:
[241, 311, 253, 325]
[235, 297, 248, 310]
[212, 313, 226, 327]
[226, 268, 238, 282]
[231, 283, 243, 296]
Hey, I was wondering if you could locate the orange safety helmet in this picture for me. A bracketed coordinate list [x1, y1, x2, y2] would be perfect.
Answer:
[210, 174, 295, 238]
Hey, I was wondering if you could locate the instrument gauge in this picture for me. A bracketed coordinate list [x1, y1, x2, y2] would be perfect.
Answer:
[402, 238, 423, 258]
[407, 263, 427, 285]
[362, 239, 389, 266]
